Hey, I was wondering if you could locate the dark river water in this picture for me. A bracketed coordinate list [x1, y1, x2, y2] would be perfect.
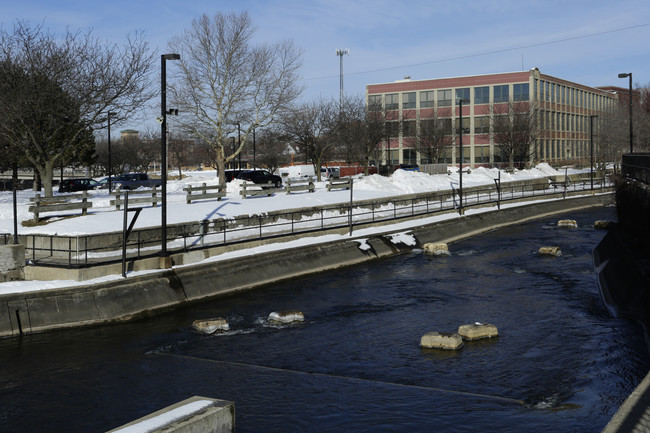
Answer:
[0, 206, 648, 433]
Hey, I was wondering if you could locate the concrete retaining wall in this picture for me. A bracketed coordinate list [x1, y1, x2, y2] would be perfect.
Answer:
[107, 396, 234, 433]
[0, 193, 614, 338]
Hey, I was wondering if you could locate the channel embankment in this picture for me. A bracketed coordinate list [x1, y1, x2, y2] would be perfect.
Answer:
[0, 192, 614, 338]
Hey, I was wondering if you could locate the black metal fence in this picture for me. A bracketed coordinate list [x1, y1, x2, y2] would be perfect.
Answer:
[10, 176, 611, 269]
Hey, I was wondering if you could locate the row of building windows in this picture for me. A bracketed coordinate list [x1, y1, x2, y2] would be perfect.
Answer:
[370, 81, 615, 113]
[369, 83, 531, 110]
[535, 79, 613, 111]
[383, 110, 602, 138]
[380, 137, 596, 166]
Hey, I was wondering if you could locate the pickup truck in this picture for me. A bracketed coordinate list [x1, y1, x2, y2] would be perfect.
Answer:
[112, 173, 162, 190]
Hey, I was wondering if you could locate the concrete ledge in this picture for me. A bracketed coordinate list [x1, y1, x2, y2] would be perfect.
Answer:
[107, 396, 234, 433]
[0, 244, 25, 282]
[0, 192, 615, 338]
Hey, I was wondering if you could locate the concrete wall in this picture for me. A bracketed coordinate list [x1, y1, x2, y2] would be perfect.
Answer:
[0, 193, 614, 338]
[106, 396, 234, 433]
[0, 244, 25, 282]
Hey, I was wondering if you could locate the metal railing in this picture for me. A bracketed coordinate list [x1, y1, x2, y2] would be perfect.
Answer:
[9, 176, 612, 269]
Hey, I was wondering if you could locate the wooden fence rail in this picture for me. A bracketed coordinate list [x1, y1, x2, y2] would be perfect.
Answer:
[28, 191, 92, 222]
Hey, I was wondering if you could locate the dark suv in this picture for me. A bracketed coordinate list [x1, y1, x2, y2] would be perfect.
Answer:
[58, 178, 98, 193]
[237, 170, 282, 188]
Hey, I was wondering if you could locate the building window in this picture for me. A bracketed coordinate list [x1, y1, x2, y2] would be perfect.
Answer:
[386, 93, 399, 110]
[438, 89, 452, 106]
[474, 146, 489, 163]
[513, 83, 529, 101]
[368, 94, 382, 109]
[403, 148, 417, 164]
[439, 118, 453, 134]
[455, 88, 470, 104]
[474, 116, 490, 134]
[402, 120, 416, 137]
[455, 117, 470, 135]
[389, 149, 400, 164]
[420, 91, 434, 108]
[475, 86, 489, 104]
[494, 85, 509, 103]
[387, 121, 399, 137]
[402, 92, 416, 109]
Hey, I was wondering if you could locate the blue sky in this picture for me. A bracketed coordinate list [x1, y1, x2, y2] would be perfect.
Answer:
[2, 0, 649, 129]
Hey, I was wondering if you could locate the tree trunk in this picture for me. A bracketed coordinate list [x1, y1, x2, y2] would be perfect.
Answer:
[39, 161, 55, 197]
[215, 146, 226, 185]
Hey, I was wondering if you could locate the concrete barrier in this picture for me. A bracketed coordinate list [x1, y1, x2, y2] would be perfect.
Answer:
[458, 323, 499, 340]
[538, 246, 562, 257]
[420, 332, 464, 350]
[268, 311, 304, 324]
[0, 244, 25, 282]
[192, 318, 230, 334]
[422, 242, 449, 255]
[0, 192, 615, 338]
[107, 396, 234, 433]
[558, 219, 578, 228]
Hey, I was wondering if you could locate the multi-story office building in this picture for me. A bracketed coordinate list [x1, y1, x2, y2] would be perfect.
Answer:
[366, 68, 618, 167]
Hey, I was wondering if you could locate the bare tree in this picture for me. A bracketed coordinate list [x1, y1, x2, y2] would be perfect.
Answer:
[404, 110, 453, 165]
[254, 127, 291, 174]
[337, 96, 385, 175]
[491, 101, 538, 169]
[168, 11, 302, 184]
[0, 21, 156, 196]
[282, 99, 339, 181]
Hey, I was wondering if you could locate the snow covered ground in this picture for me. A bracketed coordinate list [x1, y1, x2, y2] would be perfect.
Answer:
[0, 163, 570, 236]
[0, 163, 585, 294]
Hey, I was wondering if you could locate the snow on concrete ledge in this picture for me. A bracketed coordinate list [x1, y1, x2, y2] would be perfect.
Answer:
[108, 396, 234, 433]
[385, 231, 417, 247]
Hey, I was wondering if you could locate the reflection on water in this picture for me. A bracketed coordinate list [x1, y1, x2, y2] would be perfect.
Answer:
[0, 206, 648, 433]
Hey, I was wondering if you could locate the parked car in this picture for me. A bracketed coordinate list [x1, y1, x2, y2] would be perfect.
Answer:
[396, 164, 420, 172]
[237, 170, 282, 188]
[93, 177, 110, 189]
[320, 167, 341, 179]
[58, 178, 99, 193]
[112, 173, 162, 190]
[223, 169, 245, 182]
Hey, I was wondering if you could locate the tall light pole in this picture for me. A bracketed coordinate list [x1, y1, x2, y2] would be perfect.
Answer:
[252, 125, 256, 170]
[160, 53, 180, 266]
[618, 72, 633, 153]
[107, 111, 117, 192]
[336, 48, 349, 114]
[590, 115, 598, 190]
[237, 122, 241, 169]
[458, 98, 464, 214]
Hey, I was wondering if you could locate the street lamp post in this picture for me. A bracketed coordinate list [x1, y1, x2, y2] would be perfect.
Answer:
[231, 137, 236, 169]
[618, 72, 633, 153]
[590, 115, 598, 190]
[458, 98, 464, 215]
[252, 126, 256, 170]
[237, 122, 241, 169]
[107, 111, 117, 192]
[160, 53, 180, 266]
